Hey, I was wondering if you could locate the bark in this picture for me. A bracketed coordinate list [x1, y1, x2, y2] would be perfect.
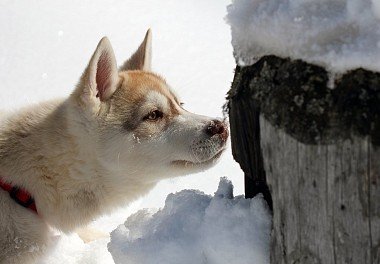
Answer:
[227, 56, 380, 264]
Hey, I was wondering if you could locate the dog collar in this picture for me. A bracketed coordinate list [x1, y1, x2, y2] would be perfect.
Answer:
[0, 177, 38, 214]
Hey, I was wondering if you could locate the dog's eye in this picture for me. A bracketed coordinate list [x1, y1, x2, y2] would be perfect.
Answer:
[180, 102, 185, 106]
[144, 110, 163, 121]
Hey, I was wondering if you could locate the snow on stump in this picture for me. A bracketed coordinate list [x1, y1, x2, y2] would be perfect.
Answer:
[108, 178, 271, 264]
[227, 56, 380, 264]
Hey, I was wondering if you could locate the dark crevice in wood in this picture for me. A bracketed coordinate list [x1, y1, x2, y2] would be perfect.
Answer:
[227, 66, 273, 210]
[368, 139, 373, 263]
[296, 142, 302, 255]
[280, 209, 287, 261]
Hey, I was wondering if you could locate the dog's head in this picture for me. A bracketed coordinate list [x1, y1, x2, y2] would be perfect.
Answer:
[69, 30, 228, 180]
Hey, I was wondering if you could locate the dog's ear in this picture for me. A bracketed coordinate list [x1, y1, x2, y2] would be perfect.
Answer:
[75, 37, 118, 103]
[119, 29, 152, 71]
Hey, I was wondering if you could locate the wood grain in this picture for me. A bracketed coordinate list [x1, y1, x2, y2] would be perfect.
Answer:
[227, 57, 380, 263]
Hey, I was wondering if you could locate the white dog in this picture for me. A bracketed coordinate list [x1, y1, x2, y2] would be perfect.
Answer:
[0, 30, 228, 263]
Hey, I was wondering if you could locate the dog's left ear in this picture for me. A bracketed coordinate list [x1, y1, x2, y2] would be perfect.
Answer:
[74, 37, 118, 103]
[119, 29, 152, 71]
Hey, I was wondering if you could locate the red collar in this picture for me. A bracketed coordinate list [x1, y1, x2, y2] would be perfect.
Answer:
[0, 177, 38, 214]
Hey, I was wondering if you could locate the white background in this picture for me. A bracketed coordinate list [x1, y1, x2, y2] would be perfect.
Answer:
[0, 1, 244, 262]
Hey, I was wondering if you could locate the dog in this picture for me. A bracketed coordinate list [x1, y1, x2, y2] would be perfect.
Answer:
[0, 29, 228, 263]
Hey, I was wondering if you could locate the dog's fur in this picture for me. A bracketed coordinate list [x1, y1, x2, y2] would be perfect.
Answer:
[0, 30, 228, 263]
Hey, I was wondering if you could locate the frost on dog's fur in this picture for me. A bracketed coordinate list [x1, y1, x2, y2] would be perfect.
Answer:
[0, 30, 228, 263]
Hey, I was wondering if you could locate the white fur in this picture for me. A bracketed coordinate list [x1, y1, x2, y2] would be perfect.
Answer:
[145, 90, 170, 112]
[0, 31, 227, 263]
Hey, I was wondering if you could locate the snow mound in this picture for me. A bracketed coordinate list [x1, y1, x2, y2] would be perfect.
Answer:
[40, 234, 113, 264]
[108, 177, 271, 264]
[226, 0, 380, 73]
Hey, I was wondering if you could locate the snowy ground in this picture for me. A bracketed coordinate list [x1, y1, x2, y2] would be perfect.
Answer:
[0, 1, 246, 263]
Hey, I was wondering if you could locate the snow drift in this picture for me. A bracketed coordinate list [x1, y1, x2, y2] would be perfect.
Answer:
[226, 0, 380, 73]
[40, 235, 113, 264]
[108, 177, 271, 264]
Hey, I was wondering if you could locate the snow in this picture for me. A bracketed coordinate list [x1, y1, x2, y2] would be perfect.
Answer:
[108, 178, 271, 264]
[41, 235, 113, 264]
[0, 1, 254, 263]
[226, 0, 380, 73]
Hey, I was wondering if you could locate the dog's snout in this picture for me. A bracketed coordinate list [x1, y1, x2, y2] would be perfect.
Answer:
[206, 120, 228, 141]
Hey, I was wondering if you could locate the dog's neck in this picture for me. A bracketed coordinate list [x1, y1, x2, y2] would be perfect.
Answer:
[0, 101, 110, 230]
[0, 176, 38, 214]
[0, 99, 156, 231]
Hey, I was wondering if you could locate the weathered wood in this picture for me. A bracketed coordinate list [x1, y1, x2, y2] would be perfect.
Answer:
[227, 56, 380, 264]
[262, 119, 377, 263]
[370, 145, 380, 263]
[228, 66, 273, 208]
[260, 116, 300, 262]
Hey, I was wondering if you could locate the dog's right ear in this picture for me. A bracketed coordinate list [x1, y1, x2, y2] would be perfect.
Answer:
[73, 37, 119, 106]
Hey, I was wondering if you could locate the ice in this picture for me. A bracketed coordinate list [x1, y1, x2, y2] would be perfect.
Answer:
[226, 0, 380, 73]
[108, 178, 271, 264]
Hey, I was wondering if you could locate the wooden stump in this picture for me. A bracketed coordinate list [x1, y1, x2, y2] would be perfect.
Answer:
[227, 56, 380, 264]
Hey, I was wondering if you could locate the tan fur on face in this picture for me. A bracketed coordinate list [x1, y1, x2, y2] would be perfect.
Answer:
[103, 71, 181, 139]
[118, 71, 180, 110]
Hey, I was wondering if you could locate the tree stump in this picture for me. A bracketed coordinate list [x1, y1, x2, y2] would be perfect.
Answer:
[227, 56, 380, 264]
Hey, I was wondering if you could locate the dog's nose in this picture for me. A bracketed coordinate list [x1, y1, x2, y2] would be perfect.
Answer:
[206, 120, 228, 141]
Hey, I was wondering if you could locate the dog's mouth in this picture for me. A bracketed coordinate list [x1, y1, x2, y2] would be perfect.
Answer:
[171, 147, 226, 167]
